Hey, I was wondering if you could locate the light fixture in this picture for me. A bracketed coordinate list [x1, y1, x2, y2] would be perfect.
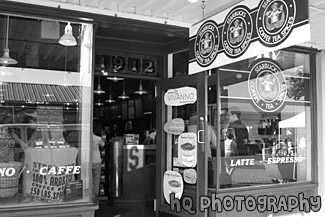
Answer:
[0, 16, 17, 66]
[105, 80, 116, 103]
[188, 0, 198, 2]
[59, 22, 77, 46]
[118, 80, 129, 100]
[107, 76, 124, 82]
[100, 56, 108, 76]
[134, 80, 147, 95]
[95, 98, 104, 106]
[94, 76, 106, 95]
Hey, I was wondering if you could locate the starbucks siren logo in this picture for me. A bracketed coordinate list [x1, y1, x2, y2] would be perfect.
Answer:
[248, 58, 286, 113]
[222, 5, 252, 58]
[194, 20, 219, 67]
[256, 0, 296, 47]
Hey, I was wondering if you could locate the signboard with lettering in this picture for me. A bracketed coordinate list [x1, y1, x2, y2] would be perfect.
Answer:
[23, 147, 78, 202]
[164, 87, 197, 106]
[177, 132, 197, 167]
[248, 58, 286, 113]
[189, 0, 310, 74]
[163, 118, 185, 135]
[163, 170, 183, 204]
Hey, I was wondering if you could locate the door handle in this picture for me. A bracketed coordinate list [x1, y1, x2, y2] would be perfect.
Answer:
[198, 116, 205, 144]
[198, 130, 204, 143]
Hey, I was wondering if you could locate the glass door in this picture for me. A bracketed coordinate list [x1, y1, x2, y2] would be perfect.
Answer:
[156, 72, 208, 217]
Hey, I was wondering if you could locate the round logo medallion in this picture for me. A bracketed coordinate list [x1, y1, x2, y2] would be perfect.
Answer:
[194, 20, 219, 67]
[248, 58, 287, 113]
[222, 5, 252, 58]
[256, 0, 296, 47]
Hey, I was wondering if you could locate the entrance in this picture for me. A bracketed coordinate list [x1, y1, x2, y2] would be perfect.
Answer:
[156, 72, 209, 217]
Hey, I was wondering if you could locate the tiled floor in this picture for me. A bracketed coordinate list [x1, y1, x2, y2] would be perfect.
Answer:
[95, 201, 155, 217]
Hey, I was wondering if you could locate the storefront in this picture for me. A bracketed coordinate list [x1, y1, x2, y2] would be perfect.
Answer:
[0, 0, 324, 217]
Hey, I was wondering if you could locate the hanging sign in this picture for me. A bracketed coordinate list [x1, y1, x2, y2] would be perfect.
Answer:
[164, 118, 185, 135]
[183, 168, 197, 184]
[248, 58, 286, 113]
[164, 87, 197, 106]
[178, 132, 197, 167]
[163, 170, 184, 204]
[189, 0, 310, 74]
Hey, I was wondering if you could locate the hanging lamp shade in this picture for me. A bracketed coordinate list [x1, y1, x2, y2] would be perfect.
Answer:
[95, 99, 104, 106]
[0, 16, 17, 66]
[118, 80, 129, 100]
[105, 80, 116, 103]
[118, 90, 129, 100]
[107, 76, 124, 82]
[105, 95, 116, 103]
[134, 80, 147, 95]
[59, 22, 77, 46]
[94, 77, 106, 95]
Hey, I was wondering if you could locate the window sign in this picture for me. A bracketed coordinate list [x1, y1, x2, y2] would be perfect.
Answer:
[177, 132, 197, 167]
[163, 118, 185, 135]
[248, 58, 287, 113]
[163, 170, 183, 204]
[189, 0, 310, 74]
[164, 87, 197, 106]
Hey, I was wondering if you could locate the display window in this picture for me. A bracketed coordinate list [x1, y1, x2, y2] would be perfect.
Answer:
[213, 49, 313, 189]
[0, 14, 93, 206]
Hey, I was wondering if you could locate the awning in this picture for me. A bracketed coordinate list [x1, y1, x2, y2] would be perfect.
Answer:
[279, 111, 305, 128]
[0, 83, 91, 104]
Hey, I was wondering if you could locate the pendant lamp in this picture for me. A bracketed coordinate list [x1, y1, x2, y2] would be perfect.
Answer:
[134, 80, 147, 95]
[59, 22, 77, 46]
[0, 16, 17, 66]
[105, 81, 116, 103]
[95, 98, 104, 106]
[100, 56, 108, 76]
[107, 76, 124, 82]
[94, 76, 106, 95]
[118, 80, 129, 100]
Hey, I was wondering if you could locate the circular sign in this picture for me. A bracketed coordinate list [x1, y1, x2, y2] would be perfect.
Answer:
[256, 0, 296, 47]
[222, 5, 252, 58]
[194, 20, 220, 67]
[248, 58, 287, 113]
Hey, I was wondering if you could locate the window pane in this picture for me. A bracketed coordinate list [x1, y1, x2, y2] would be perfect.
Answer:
[0, 14, 92, 206]
[217, 50, 312, 189]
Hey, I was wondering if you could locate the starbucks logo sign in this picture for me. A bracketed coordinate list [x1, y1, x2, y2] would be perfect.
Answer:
[222, 5, 253, 58]
[248, 58, 287, 113]
[256, 0, 296, 47]
[194, 20, 219, 67]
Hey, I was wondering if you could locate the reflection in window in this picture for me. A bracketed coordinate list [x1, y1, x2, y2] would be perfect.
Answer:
[215, 50, 312, 189]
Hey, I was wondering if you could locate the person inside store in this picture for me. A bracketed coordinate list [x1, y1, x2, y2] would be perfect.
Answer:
[227, 106, 249, 156]
[92, 119, 105, 199]
[224, 128, 238, 176]
[11, 111, 50, 150]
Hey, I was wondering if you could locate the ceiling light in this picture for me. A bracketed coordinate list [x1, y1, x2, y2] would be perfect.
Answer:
[105, 96, 116, 103]
[59, 22, 77, 46]
[0, 16, 17, 66]
[107, 76, 124, 82]
[134, 80, 147, 95]
[188, 0, 198, 2]
[95, 99, 104, 106]
[105, 81, 116, 103]
[94, 76, 106, 95]
[118, 80, 129, 100]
